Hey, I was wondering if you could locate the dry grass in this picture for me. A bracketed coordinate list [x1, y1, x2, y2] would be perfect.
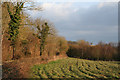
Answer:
[2, 55, 67, 79]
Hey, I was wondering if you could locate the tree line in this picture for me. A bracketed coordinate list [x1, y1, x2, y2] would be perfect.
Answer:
[67, 40, 119, 61]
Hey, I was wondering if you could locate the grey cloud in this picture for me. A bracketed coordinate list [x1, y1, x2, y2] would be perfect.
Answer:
[54, 2, 118, 43]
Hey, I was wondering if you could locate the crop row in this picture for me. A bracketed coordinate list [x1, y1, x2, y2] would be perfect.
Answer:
[31, 58, 120, 79]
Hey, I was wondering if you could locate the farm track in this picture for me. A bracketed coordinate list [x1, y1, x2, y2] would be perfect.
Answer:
[31, 58, 120, 79]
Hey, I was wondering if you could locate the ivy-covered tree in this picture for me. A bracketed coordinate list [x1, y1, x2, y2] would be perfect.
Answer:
[36, 23, 50, 56]
[7, 2, 24, 60]
[31, 18, 56, 56]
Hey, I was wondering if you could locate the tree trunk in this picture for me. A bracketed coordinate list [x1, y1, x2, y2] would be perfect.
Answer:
[40, 50, 42, 56]
[12, 46, 15, 60]
[40, 40, 42, 56]
[82, 49, 83, 58]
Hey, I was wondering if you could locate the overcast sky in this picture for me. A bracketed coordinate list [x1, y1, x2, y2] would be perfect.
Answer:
[25, 2, 118, 44]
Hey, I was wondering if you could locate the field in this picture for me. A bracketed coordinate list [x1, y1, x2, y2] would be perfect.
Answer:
[31, 58, 120, 79]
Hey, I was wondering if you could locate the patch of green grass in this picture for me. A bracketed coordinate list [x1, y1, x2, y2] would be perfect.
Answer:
[47, 59, 62, 64]
[31, 58, 120, 79]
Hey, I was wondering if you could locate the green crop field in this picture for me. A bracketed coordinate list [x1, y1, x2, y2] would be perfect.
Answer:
[31, 58, 120, 79]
